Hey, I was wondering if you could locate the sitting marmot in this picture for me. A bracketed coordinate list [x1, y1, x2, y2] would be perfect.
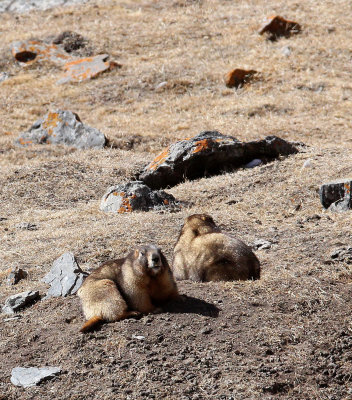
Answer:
[77, 245, 178, 332]
[172, 214, 260, 282]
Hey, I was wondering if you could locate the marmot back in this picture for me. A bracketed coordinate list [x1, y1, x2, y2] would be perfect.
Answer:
[172, 214, 260, 282]
[77, 244, 178, 332]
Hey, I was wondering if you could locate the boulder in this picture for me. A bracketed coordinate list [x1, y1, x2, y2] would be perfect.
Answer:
[1, 0, 87, 13]
[259, 15, 301, 41]
[43, 252, 88, 298]
[11, 367, 61, 388]
[100, 181, 177, 213]
[2, 290, 40, 314]
[16, 110, 107, 149]
[319, 179, 352, 211]
[57, 54, 120, 84]
[138, 131, 298, 189]
[11, 40, 70, 64]
[224, 69, 257, 88]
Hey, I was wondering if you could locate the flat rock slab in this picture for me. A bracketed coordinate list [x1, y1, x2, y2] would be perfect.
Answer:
[259, 15, 301, 41]
[0, 0, 88, 13]
[319, 179, 352, 211]
[16, 110, 107, 149]
[2, 290, 40, 314]
[138, 131, 298, 190]
[100, 181, 177, 213]
[58, 54, 119, 84]
[224, 69, 257, 89]
[43, 252, 87, 298]
[11, 367, 61, 388]
[11, 40, 71, 65]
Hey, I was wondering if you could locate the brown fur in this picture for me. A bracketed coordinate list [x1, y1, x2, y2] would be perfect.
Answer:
[172, 214, 260, 282]
[77, 245, 178, 332]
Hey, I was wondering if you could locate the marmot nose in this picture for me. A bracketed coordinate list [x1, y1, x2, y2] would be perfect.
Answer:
[151, 255, 160, 264]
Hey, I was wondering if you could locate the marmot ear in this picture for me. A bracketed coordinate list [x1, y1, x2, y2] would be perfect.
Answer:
[134, 249, 139, 259]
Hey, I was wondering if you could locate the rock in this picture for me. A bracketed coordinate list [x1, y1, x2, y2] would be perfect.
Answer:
[1, 0, 87, 13]
[259, 16, 301, 41]
[132, 334, 145, 341]
[253, 239, 272, 250]
[301, 159, 312, 169]
[138, 131, 298, 189]
[11, 367, 61, 388]
[52, 31, 88, 54]
[16, 222, 38, 230]
[16, 110, 107, 149]
[7, 267, 28, 285]
[319, 179, 352, 211]
[42, 252, 88, 298]
[330, 247, 352, 263]
[281, 46, 292, 57]
[2, 290, 40, 314]
[244, 159, 262, 168]
[11, 40, 71, 64]
[0, 72, 9, 83]
[57, 54, 120, 84]
[200, 327, 212, 335]
[100, 181, 177, 213]
[224, 69, 257, 89]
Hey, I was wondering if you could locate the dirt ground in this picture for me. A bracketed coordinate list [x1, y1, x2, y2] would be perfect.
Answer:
[1, 0, 352, 399]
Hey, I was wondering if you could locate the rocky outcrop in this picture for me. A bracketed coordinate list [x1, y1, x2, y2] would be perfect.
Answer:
[319, 179, 352, 211]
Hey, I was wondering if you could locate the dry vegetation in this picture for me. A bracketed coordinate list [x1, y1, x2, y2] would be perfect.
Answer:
[1, 0, 352, 399]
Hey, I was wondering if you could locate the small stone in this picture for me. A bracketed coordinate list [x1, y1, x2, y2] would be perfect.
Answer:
[100, 181, 177, 213]
[7, 267, 28, 285]
[259, 15, 301, 41]
[15, 222, 38, 230]
[57, 54, 120, 84]
[16, 110, 107, 149]
[11, 40, 71, 65]
[132, 334, 145, 341]
[281, 46, 292, 56]
[224, 69, 257, 89]
[319, 179, 352, 211]
[253, 239, 272, 250]
[200, 327, 212, 335]
[11, 366, 61, 388]
[0, 72, 9, 83]
[42, 252, 88, 298]
[244, 159, 262, 168]
[302, 159, 312, 169]
[2, 290, 40, 314]
[155, 81, 168, 90]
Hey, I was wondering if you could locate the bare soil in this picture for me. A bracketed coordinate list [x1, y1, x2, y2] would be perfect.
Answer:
[1, 0, 352, 399]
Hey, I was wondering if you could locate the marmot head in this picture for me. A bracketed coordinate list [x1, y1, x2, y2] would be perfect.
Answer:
[182, 214, 220, 237]
[133, 245, 166, 276]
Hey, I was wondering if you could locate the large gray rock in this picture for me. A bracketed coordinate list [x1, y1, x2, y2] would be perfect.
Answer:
[16, 110, 107, 149]
[2, 290, 40, 314]
[11, 367, 61, 388]
[1, 0, 88, 13]
[138, 131, 298, 189]
[100, 181, 177, 213]
[43, 252, 87, 298]
[319, 179, 352, 211]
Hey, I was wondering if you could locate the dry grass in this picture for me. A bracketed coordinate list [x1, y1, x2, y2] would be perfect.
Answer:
[1, 1, 352, 398]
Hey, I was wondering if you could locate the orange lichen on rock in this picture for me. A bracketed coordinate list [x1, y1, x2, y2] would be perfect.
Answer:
[18, 138, 33, 146]
[224, 69, 257, 89]
[42, 112, 62, 135]
[11, 40, 71, 64]
[193, 139, 211, 153]
[344, 182, 351, 194]
[118, 194, 136, 213]
[59, 55, 119, 83]
[148, 147, 170, 170]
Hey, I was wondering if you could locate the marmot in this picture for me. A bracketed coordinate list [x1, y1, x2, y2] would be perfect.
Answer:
[77, 245, 178, 332]
[172, 214, 260, 282]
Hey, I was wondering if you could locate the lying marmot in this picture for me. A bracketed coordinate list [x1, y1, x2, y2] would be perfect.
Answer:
[77, 245, 178, 332]
[172, 214, 260, 282]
